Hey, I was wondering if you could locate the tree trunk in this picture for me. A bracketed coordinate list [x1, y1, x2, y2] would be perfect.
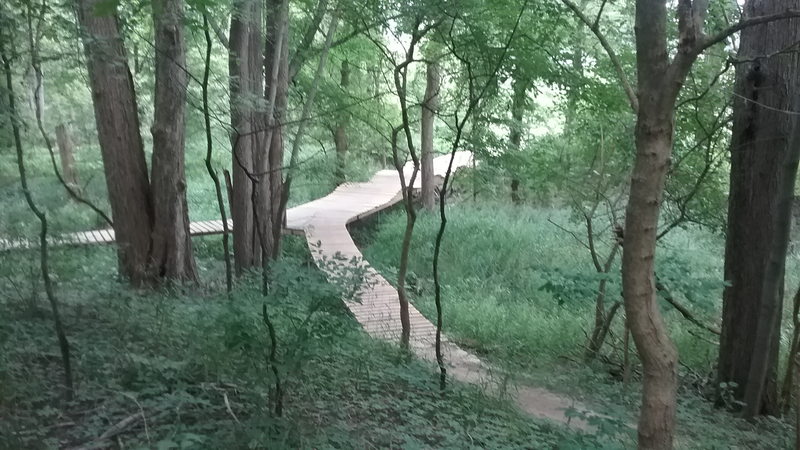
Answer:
[334, 59, 349, 185]
[2, 34, 73, 400]
[420, 60, 439, 211]
[281, 9, 339, 218]
[624, 124, 680, 450]
[624, 0, 701, 446]
[509, 74, 527, 205]
[202, 14, 232, 293]
[229, 0, 259, 274]
[77, 0, 152, 284]
[741, 90, 800, 419]
[397, 207, 415, 347]
[27, 66, 45, 121]
[148, 0, 197, 282]
[718, 0, 800, 416]
[133, 43, 140, 75]
[55, 123, 81, 197]
[262, 0, 289, 260]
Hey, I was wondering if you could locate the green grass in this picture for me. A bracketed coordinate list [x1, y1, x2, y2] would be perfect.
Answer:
[358, 200, 798, 448]
[0, 235, 586, 449]
[360, 202, 737, 369]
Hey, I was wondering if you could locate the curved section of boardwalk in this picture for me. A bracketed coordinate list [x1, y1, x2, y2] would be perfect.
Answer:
[287, 153, 590, 427]
[287, 153, 478, 362]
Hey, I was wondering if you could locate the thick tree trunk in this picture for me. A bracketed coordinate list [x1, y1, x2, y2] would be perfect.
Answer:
[334, 60, 349, 185]
[780, 285, 800, 412]
[718, 0, 800, 416]
[741, 92, 800, 419]
[55, 123, 81, 196]
[261, 0, 289, 260]
[148, 0, 197, 283]
[509, 74, 527, 205]
[420, 60, 439, 211]
[77, 0, 152, 284]
[229, 0, 260, 274]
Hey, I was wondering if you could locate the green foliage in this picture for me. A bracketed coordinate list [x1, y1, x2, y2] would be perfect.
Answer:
[1, 0, 798, 447]
[0, 239, 580, 449]
[357, 200, 800, 447]
[362, 204, 730, 368]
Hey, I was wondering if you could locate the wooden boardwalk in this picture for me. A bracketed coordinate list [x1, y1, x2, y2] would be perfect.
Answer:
[1, 153, 589, 425]
[0, 220, 243, 250]
[282, 152, 588, 426]
[286, 153, 480, 364]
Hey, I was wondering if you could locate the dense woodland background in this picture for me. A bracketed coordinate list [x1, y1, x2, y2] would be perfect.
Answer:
[3, 0, 800, 448]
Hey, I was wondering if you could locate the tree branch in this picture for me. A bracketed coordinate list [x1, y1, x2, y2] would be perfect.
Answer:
[279, 7, 338, 219]
[701, 10, 800, 53]
[592, 0, 607, 30]
[288, 0, 329, 82]
[656, 279, 721, 335]
[207, 14, 229, 49]
[560, 0, 639, 114]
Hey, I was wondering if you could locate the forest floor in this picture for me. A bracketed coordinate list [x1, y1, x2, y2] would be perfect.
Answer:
[0, 237, 602, 449]
[3, 146, 800, 448]
[355, 200, 800, 449]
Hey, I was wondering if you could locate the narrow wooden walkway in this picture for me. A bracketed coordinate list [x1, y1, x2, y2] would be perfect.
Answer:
[286, 153, 476, 358]
[286, 153, 588, 427]
[0, 220, 245, 250]
[1, 153, 589, 426]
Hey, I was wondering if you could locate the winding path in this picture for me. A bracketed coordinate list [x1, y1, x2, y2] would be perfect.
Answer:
[1, 153, 590, 427]
[287, 154, 475, 354]
[286, 153, 589, 427]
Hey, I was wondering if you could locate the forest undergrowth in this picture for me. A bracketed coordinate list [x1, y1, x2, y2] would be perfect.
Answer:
[358, 200, 800, 449]
[0, 236, 585, 449]
[2, 144, 800, 448]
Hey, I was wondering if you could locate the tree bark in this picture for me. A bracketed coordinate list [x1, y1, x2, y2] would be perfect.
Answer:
[624, 126, 680, 450]
[741, 91, 800, 420]
[261, 0, 289, 261]
[509, 74, 527, 205]
[229, 0, 260, 274]
[718, 0, 800, 416]
[623, 0, 706, 446]
[334, 59, 349, 185]
[148, 0, 197, 283]
[780, 285, 800, 413]
[420, 60, 439, 211]
[55, 124, 81, 196]
[77, 0, 152, 284]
